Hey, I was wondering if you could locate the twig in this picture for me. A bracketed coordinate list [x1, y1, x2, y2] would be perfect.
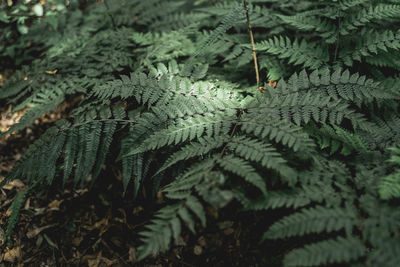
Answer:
[243, 0, 261, 91]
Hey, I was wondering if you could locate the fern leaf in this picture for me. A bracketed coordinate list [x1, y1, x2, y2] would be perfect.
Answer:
[255, 37, 328, 69]
[63, 127, 78, 184]
[263, 205, 357, 240]
[157, 135, 228, 175]
[342, 4, 400, 35]
[228, 136, 297, 182]
[379, 146, 400, 199]
[91, 121, 117, 183]
[217, 155, 267, 194]
[5, 190, 28, 241]
[137, 196, 206, 260]
[240, 115, 315, 152]
[126, 110, 236, 156]
[193, 3, 244, 57]
[283, 237, 366, 267]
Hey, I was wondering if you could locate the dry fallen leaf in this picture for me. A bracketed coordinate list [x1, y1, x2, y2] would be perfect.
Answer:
[128, 247, 136, 263]
[43, 233, 58, 249]
[132, 206, 143, 215]
[87, 258, 99, 267]
[2, 179, 25, 191]
[0, 105, 25, 135]
[48, 199, 63, 210]
[3, 247, 21, 262]
[268, 80, 277, 88]
[223, 228, 235, 236]
[82, 217, 109, 236]
[193, 245, 203, 255]
[45, 69, 58, 75]
[26, 224, 57, 239]
[156, 190, 164, 203]
[24, 197, 30, 210]
[87, 251, 117, 267]
[72, 236, 83, 246]
[198, 236, 206, 247]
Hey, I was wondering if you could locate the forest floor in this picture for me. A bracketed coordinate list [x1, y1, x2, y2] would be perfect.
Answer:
[0, 75, 282, 266]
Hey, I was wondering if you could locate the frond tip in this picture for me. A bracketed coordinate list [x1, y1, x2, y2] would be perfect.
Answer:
[136, 196, 206, 260]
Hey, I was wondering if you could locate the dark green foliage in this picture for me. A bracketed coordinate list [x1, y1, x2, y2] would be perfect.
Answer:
[136, 196, 206, 260]
[379, 146, 400, 199]
[1, 0, 400, 266]
[5, 190, 28, 244]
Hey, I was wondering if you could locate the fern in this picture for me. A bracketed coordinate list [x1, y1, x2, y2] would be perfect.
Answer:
[255, 36, 329, 70]
[193, 2, 244, 57]
[5, 190, 29, 244]
[341, 4, 400, 35]
[306, 124, 370, 155]
[136, 196, 206, 260]
[263, 205, 357, 240]
[1, 0, 400, 265]
[379, 146, 400, 199]
[261, 159, 400, 267]
[283, 237, 366, 267]
[0, 105, 123, 189]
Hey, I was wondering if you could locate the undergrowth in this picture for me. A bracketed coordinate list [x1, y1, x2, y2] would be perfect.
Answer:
[1, 0, 400, 265]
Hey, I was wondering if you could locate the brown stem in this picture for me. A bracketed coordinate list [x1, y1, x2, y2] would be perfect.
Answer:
[243, 0, 261, 91]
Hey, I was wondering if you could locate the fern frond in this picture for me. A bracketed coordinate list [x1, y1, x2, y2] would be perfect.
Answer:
[277, 14, 337, 43]
[379, 146, 400, 199]
[162, 158, 215, 199]
[306, 124, 370, 155]
[0, 67, 31, 99]
[227, 136, 296, 181]
[217, 155, 267, 194]
[272, 69, 394, 103]
[136, 196, 206, 260]
[2, 85, 65, 135]
[240, 115, 315, 152]
[283, 237, 366, 267]
[342, 4, 400, 35]
[126, 109, 236, 156]
[249, 92, 353, 127]
[339, 0, 369, 10]
[5, 190, 28, 241]
[379, 172, 400, 200]
[2, 105, 126, 188]
[157, 135, 229, 175]
[91, 121, 117, 184]
[254, 37, 328, 69]
[235, 180, 339, 211]
[339, 29, 400, 66]
[263, 205, 357, 240]
[193, 3, 244, 57]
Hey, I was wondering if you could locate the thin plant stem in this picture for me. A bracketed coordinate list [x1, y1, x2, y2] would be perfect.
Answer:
[243, 0, 261, 91]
